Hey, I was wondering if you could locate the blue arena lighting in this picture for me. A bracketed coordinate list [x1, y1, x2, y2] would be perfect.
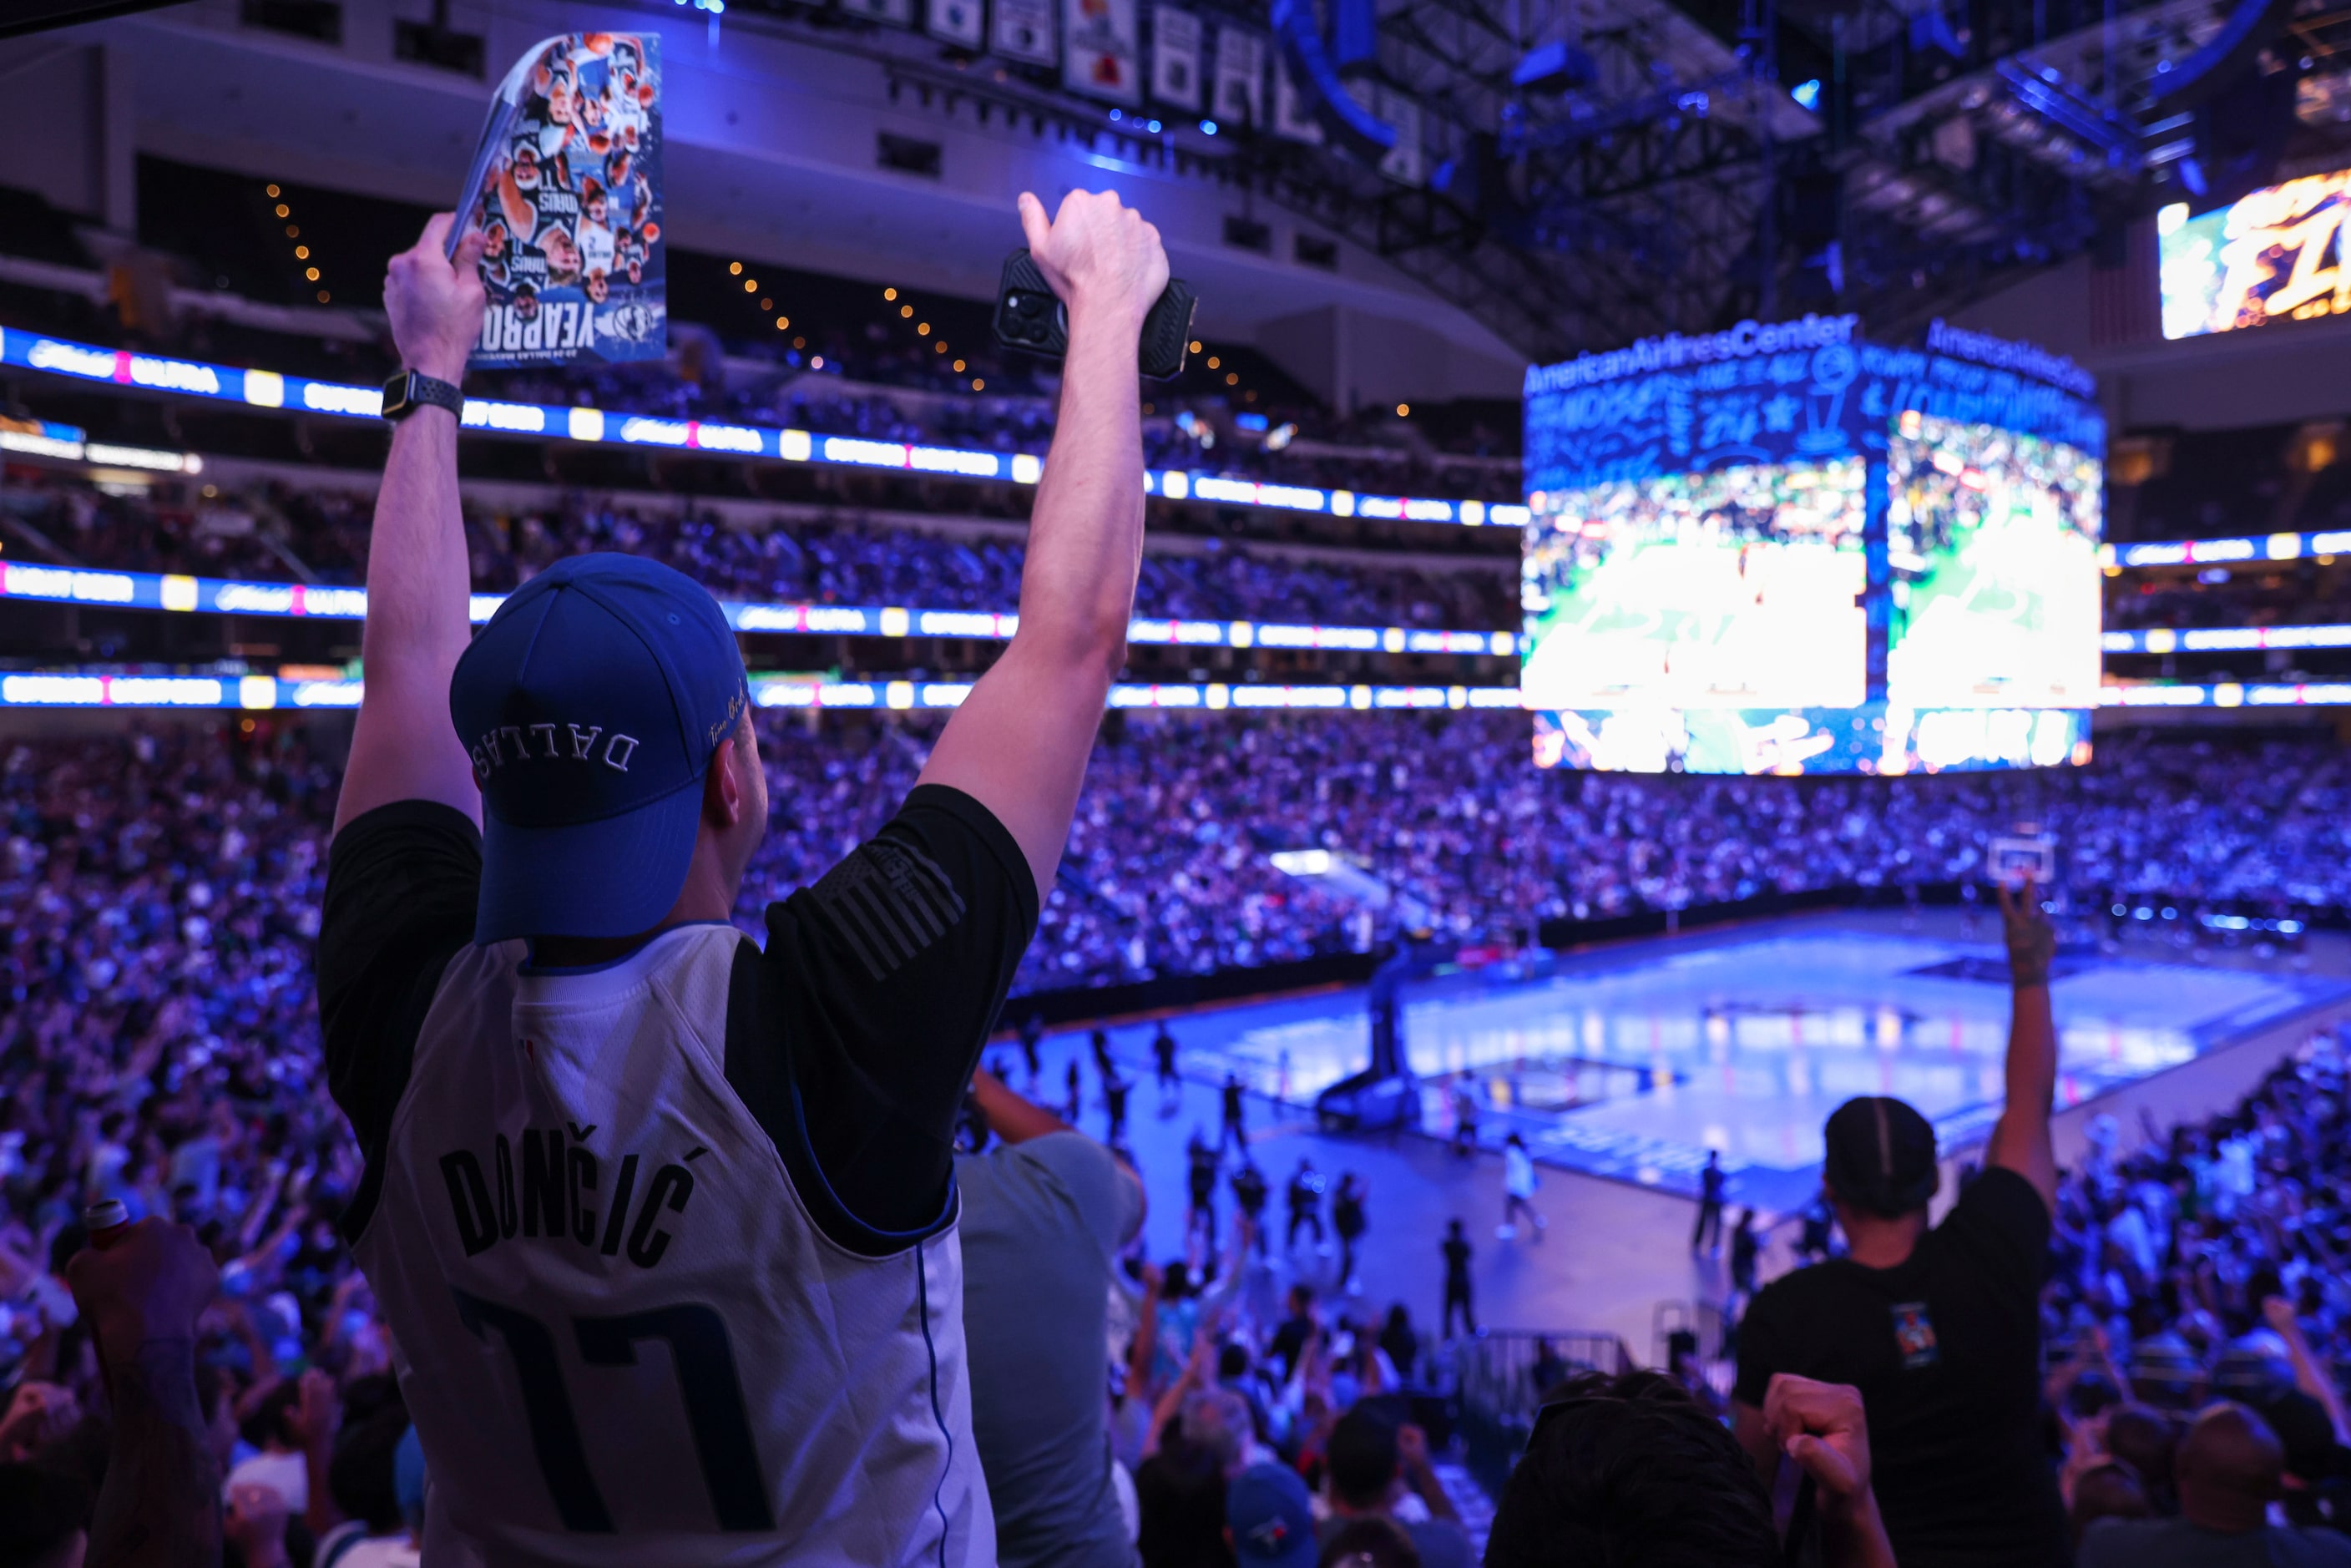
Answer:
[2106, 529, 2351, 568]
[0, 327, 1531, 529]
[0, 670, 1529, 714]
[1791, 78, 1822, 110]
[0, 559, 1519, 659]
[1201, 119, 1218, 134]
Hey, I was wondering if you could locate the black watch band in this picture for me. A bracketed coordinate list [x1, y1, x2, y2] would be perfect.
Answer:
[380, 369, 463, 422]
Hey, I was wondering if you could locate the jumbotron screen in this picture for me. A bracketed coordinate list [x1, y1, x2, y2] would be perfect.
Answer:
[1884, 412, 2104, 709]
[2157, 169, 2351, 341]
[1519, 316, 2102, 774]
[1520, 458, 1868, 712]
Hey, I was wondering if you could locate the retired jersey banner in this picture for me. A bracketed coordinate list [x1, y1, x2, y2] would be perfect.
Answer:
[1151, 6, 1202, 109]
[452, 33, 665, 369]
[993, 0, 1056, 63]
[1272, 52, 1324, 142]
[1213, 26, 1265, 129]
[926, 0, 985, 48]
[1378, 86, 1422, 185]
[1063, 0, 1140, 104]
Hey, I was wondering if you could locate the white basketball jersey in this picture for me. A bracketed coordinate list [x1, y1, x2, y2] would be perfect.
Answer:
[349, 924, 993, 1566]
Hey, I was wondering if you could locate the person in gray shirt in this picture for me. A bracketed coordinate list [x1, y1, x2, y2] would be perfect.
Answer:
[958, 1065, 1146, 1568]
[2080, 1403, 2351, 1568]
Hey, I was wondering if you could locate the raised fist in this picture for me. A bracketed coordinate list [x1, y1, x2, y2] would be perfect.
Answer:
[1995, 875, 2055, 989]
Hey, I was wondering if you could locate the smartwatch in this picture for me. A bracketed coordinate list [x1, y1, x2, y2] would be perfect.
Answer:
[381, 369, 463, 422]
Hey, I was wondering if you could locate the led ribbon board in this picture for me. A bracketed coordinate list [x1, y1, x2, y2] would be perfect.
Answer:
[0, 561, 1515, 657]
[1521, 316, 2106, 775]
[0, 327, 1529, 530]
[0, 671, 1527, 713]
[2103, 529, 2351, 569]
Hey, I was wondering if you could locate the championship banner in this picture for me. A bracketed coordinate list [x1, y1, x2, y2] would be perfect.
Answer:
[1062, 0, 1141, 104]
[452, 33, 665, 369]
[1212, 26, 1265, 129]
[1150, 5, 1202, 109]
[1272, 53, 1324, 142]
[926, 0, 985, 48]
[992, 0, 1056, 64]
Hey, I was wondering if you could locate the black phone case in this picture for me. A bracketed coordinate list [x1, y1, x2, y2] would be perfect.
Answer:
[993, 250, 1197, 380]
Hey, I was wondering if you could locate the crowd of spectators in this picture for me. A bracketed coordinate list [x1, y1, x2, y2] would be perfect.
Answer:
[3, 473, 1516, 630]
[1, 187, 1525, 504]
[1996, 1027, 2351, 1555]
[2107, 569, 2351, 634]
[11, 712, 2351, 1025]
[0, 721, 1491, 1566]
[1024, 717, 2351, 987]
[477, 352, 1527, 498]
[14, 713, 2351, 1560]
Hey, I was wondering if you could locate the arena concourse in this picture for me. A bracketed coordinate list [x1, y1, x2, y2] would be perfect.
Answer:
[16, 0, 2351, 1564]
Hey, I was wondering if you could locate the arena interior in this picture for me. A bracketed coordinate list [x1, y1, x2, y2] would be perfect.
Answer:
[11, 0, 2351, 1561]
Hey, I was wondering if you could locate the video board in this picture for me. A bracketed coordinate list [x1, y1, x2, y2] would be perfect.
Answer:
[2157, 170, 2351, 341]
[1522, 458, 1867, 711]
[1885, 412, 2104, 708]
[1520, 317, 2105, 775]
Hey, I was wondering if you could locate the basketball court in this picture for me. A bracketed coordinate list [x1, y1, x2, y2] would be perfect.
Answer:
[1022, 910, 2351, 1352]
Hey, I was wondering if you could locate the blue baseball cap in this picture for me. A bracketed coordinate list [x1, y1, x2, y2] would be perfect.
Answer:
[450, 553, 747, 944]
[1226, 1463, 1317, 1568]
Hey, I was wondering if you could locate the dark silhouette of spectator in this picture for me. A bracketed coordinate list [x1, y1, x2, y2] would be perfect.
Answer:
[1333, 1173, 1368, 1295]
[2079, 1403, 2351, 1566]
[1487, 1370, 1894, 1567]
[1287, 1159, 1327, 1252]
[1693, 1151, 1727, 1253]
[1319, 1409, 1472, 1568]
[2069, 1460, 2152, 1550]
[1441, 1221, 1475, 1338]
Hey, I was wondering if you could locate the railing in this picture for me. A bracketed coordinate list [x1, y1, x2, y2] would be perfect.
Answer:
[1450, 1327, 1635, 1500]
[1652, 1299, 1734, 1368]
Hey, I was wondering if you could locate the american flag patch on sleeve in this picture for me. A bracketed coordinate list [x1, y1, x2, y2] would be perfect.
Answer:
[808, 837, 969, 981]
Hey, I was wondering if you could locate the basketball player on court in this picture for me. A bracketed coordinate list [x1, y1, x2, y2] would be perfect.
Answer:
[316, 192, 1167, 1563]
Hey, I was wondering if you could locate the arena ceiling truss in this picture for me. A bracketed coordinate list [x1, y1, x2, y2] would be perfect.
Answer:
[708, 0, 2342, 360]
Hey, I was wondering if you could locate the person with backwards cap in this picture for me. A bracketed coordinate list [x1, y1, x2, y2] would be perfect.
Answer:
[313, 190, 1169, 1565]
[1732, 879, 2066, 1568]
